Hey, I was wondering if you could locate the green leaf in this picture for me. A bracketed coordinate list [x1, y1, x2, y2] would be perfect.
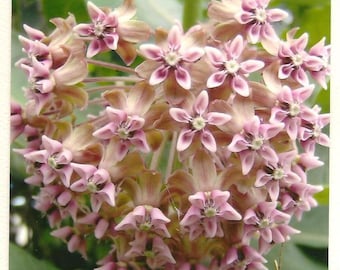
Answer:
[90, 0, 183, 29]
[41, 0, 89, 24]
[290, 205, 328, 248]
[9, 242, 60, 270]
[265, 241, 327, 270]
[314, 186, 329, 206]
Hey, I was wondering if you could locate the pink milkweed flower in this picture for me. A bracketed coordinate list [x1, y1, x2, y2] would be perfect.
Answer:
[228, 116, 284, 175]
[125, 232, 176, 267]
[205, 35, 264, 96]
[169, 90, 231, 152]
[137, 23, 205, 89]
[222, 244, 268, 270]
[74, 1, 119, 58]
[269, 84, 317, 140]
[70, 163, 115, 212]
[23, 135, 73, 187]
[243, 201, 300, 254]
[234, 0, 288, 46]
[74, 1, 150, 62]
[255, 151, 301, 201]
[115, 205, 171, 238]
[93, 107, 150, 160]
[278, 29, 324, 86]
[298, 108, 330, 153]
[309, 37, 331, 89]
[180, 190, 242, 240]
[280, 182, 323, 221]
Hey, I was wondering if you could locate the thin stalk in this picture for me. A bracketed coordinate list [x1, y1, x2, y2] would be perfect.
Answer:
[86, 58, 137, 74]
[182, 0, 203, 31]
[85, 85, 131, 93]
[83, 76, 142, 83]
[165, 132, 178, 179]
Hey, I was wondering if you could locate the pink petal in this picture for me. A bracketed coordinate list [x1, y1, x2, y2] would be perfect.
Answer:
[104, 33, 119, 50]
[228, 134, 249, 152]
[115, 212, 137, 231]
[128, 115, 145, 132]
[240, 59, 264, 73]
[177, 129, 195, 151]
[239, 150, 255, 175]
[294, 33, 309, 51]
[175, 65, 191, 89]
[294, 68, 309, 86]
[207, 71, 227, 88]
[267, 8, 288, 22]
[260, 145, 279, 163]
[200, 130, 217, 152]
[229, 35, 244, 59]
[168, 24, 182, 51]
[194, 90, 209, 115]
[87, 1, 106, 21]
[206, 112, 231, 126]
[205, 46, 225, 67]
[278, 64, 293, 79]
[149, 65, 169, 85]
[92, 123, 117, 139]
[87, 39, 105, 58]
[169, 108, 192, 123]
[231, 75, 250, 97]
[94, 219, 109, 239]
[130, 130, 150, 153]
[182, 47, 205, 62]
[247, 24, 261, 44]
[139, 44, 164, 61]
[73, 23, 93, 36]
[203, 217, 218, 238]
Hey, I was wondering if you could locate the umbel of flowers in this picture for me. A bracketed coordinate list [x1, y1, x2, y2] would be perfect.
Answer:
[11, 0, 330, 269]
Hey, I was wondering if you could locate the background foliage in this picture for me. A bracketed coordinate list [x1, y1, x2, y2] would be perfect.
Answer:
[10, 0, 330, 269]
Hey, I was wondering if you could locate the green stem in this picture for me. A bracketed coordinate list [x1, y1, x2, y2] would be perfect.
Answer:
[182, 0, 203, 30]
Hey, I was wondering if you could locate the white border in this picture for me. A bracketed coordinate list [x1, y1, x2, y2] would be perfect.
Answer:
[0, 1, 11, 270]
[329, 1, 339, 269]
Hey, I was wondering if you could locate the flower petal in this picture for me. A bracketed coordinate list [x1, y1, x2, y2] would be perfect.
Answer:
[169, 108, 192, 123]
[139, 44, 164, 61]
[177, 129, 195, 151]
[207, 71, 227, 88]
[149, 65, 169, 85]
[194, 90, 209, 115]
[231, 75, 250, 97]
[175, 65, 191, 89]
[200, 130, 217, 152]
[206, 112, 231, 126]
[240, 59, 264, 74]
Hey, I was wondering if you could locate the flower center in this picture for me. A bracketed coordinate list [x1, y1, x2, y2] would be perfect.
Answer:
[139, 222, 152, 231]
[251, 137, 263, 150]
[289, 103, 300, 117]
[192, 116, 206, 131]
[117, 126, 130, 140]
[313, 125, 322, 138]
[204, 207, 217, 217]
[87, 180, 98, 193]
[255, 8, 267, 23]
[165, 51, 180, 66]
[225, 60, 240, 74]
[292, 54, 304, 66]
[93, 21, 106, 37]
[272, 168, 285, 180]
[258, 218, 271, 228]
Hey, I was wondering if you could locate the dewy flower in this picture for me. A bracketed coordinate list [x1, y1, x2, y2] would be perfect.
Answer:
[228, 116, 283, 175]
[180, 190, 241, 240]
[136, 23, 205, 89]
[205, 35, 264, 96]
[169, 90, 231, 152]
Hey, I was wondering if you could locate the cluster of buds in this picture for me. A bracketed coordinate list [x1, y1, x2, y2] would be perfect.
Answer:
[11, 0, 330, 269]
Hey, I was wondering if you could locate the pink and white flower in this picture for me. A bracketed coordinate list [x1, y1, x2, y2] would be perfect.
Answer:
[137, 24, 205, 89]
[169, 90, 231, 152]
[180, 190, 242, 240]
[205, 35, 264, 96]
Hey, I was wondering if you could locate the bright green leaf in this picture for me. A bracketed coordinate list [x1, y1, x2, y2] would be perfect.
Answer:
[290, 206, 328, 248]
[9, 242, 60, 270]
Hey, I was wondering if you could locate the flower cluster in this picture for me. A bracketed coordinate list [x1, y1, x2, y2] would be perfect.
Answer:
[12, 0, 329, 269]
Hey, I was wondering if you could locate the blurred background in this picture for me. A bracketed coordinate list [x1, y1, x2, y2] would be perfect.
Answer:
[10, 0, 330, 269]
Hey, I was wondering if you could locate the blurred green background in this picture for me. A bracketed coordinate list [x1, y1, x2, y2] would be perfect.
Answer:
[10, 0, 330, 269]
